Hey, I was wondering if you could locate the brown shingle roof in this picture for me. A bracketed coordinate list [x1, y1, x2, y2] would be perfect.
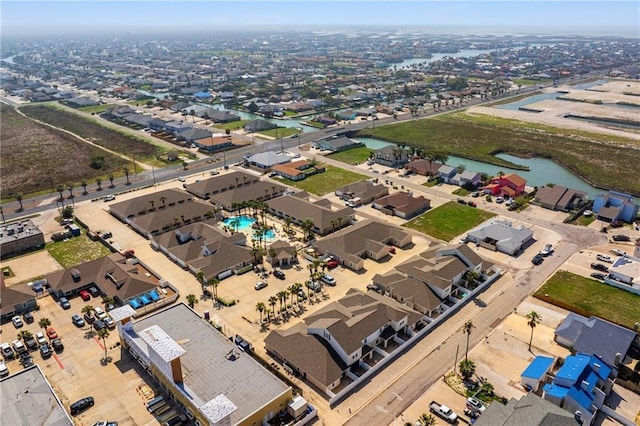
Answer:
[109, 189, 191, 219]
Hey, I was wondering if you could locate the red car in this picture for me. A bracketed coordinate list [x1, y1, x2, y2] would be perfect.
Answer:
[79, 290, 91, 301]
[388, 246, 396, 254]
[326, 259, 339, 269]
[122, 249, 135, 259]
[468, 201, 477, 208]
[46, 326, 58, 340]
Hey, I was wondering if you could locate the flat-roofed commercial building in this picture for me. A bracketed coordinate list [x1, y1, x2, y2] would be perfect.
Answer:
[114, 303, 292, 426]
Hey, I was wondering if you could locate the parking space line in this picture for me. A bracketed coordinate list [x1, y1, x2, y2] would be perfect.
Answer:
[93, 336, 105, 350]
[53, 354, 64, 369]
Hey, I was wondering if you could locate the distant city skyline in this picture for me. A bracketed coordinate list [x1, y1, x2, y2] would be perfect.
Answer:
[2, 1, 639, 37]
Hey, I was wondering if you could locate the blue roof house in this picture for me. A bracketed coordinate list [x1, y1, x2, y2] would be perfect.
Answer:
[592, 190, 639, 223]
[542, 353, 614, 425]
[520, 356, 555, 392]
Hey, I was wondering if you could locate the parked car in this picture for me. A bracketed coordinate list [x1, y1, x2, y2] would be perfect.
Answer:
[12, 339, 27, 354]
[72, 314, 86, 328]
[321, 273, 336, 286]
[46, 327, 58, 340]
[79, 290, 91, 301]
[24, 335, 38, 352]
[23, 312, 34, 324]
[104, 317, 116, 330]
[94, 307, 108, 320]
[590, 263, 609, 272]
[531, 254, 544, 265]
[471, 191, 480, 198]
[88, 287, 100, 297]
[590, 273, 606, 280]
[466, 397, 487, 413]
[254, 281, 268, 290]
[495, 197, 504, 203]
[51, 338, 64, 353]
[457, 198, 467, 205]
[326, 259, 339, 269]
[103, 194, 116, 202]
[101, 231, 113, 239]
[209, 169, 219, 176]
[388, 246, 396, 254]
[177, 177, 186, 182]
[40, 344, 52, 359]
[84, 312, 96, 324]
[59, 297, 71, 309]
[93, 320, 107, 331]
[596, 254, 613, 263]
[468, 201, 477, 208]
[539, 244, 554, 257]
[612, 249, 627, 257]
[70, 397, 95, 415]
[505, 198, 515, 206]
[123, 249, 135, 259]
[273, 270, 286, 280]
[306, 281, 321, 292]
[612, 234, 630, 242]
[35, 332, 47, 346]
[429, 401, 458, 423]
[1, 343, 15, 359]
[11, 316, 23, 328]
[0, 360, 8, 377]
[19, 352, 34, 367]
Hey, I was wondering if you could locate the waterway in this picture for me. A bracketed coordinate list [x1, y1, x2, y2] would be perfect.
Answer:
[354, 137, 637, 201]
[388, 48, 497, 68]
[1, 55, 16, 64]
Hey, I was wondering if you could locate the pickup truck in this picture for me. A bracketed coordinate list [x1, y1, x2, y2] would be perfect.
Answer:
[429, 401, 458, 423]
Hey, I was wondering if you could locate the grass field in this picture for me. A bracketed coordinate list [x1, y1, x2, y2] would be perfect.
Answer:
[47, 233, 112, 269]
[512, 78, 553, 86]
[534, 270, 640, 329]
[327, 146, 374, 165]
[283, 165, 368, 195]
[403, 201, 496, 241]
[20, 104, 162, 163]
[75, 103, 117, 114]
[0, 104, 129, 200]
[214, 120, 250, 131]
[357, 112, 640, 194]
[259, 127, 300, 138]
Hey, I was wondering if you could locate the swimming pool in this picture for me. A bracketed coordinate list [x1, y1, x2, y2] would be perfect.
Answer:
[222, 215, 256, 231]
[254, 229, 276, 241]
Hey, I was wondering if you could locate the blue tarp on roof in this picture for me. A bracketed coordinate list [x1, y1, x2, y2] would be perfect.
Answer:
[567, 385, 595, 411]
[521, 356, 555, 379]
[194, 91, 212, 98]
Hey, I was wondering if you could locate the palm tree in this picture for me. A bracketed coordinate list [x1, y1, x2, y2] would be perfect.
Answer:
[527, 311, 542, 350]
[278, 290, 288, 313]
[15, 192, 23, 211]
[56, 185, 65, 201]
[186, 294, 198, 308]
[264, 308, 272, 323]
[287, 285, 296, 307]
[97, 328, 110, 361]
[256, 302, 266, 323]
[149, 200, 155, 210]
[95, 178, 103, 191]
[300, 218, 315, 242]
[81, 181, 88, 195]
[38, 317, 51, 329]
[66, 183, 74, 198]
[463, 320, 475, 361]
[82, 305, 95, 316]
[101, 297, 114, 309]
[108, 174, 115, 188]
[417, 413, 436, 426]
[159, 196, 167, 207]
[18, 330, 33, 342]
[268, 296, 278, 319]
[459, 358, 476, 380]
[195, 271, 205, 285]
[208, 277, 220, 301]
[123, 167, 130, 185]
[480, 382, 494, 397]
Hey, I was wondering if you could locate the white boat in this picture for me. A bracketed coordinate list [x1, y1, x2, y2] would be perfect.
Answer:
[540, 244, 554, 256]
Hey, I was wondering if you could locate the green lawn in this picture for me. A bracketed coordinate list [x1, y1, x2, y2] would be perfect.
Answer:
[214, 120, 250, 131]
[259, 127, 300, 138]
[76, 104, 118, 114]
[534, 270, 640, 329]
[327, 146, 374, 165]
[512, 78, 553, 86]
[357, 112, 640, 194]
[47, 233, 111, 269]
[283, 165, 368, 195]
[403, 201, 496, 241]
[573, 214, 596, 226]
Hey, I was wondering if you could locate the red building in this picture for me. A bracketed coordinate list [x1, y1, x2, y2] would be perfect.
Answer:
[484, 173, 526, 198]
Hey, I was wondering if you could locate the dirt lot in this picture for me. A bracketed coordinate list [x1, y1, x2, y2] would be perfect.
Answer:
[0, 104, 128, 199]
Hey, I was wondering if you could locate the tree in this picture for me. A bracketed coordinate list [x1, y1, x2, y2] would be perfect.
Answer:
[56, 185, 65, 201]
[463, 320, 475, 361]
[300, 218, 315, 242]
[15, 193, 24, 211]
[108, 174, 115, 188]
[527, 311, 542, 350]
[123, 167, 130, 185]
[81, 181, 88, 195]
[195, 271, 205, 285]
[95, 178, 103, 191]
[66, 183, 74, 198]
[268, 296, 278, 319]
[102, 296, 115, 308]
[207, 277, 220, 301]
[61, 206, 74, 219]
[97, 328, 110, 361]
[82, 305, 94, 315]
[480, 381, 494, 397]
[459, 358, 476, 380]
[38, 317, 51, 329]
[417, 413, 436, 426]
[256, 302, 266, 323]
[225, 128, 231, 138]
[186, 294, 198, 308]
[18, 330, 33, 341]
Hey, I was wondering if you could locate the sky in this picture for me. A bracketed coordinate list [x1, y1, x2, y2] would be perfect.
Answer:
[2, 1, 639, 37]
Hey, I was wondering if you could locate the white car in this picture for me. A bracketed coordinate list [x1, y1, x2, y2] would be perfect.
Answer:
[495, 197, 504, 203]
[466, 397, 487, 413]
[320, 274, 336, 286]
[177, 177, 186, 182]
[11, 316, 23, 328]
[0, 360, 8, 377]
[254, 281, 268, 290]
[35, 332, 47, 346]
[93, 307, 108, 320]
[596, 254, 613, 263]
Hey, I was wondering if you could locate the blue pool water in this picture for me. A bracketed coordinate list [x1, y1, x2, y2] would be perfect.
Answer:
[255, 229, 276, 241]
[222, 215, 255, 231]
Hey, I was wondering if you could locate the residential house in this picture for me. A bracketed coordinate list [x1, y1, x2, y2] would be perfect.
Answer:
[267, 193, 354, 236]
[555, 313, 637, 367]
[164, 121, 193, 135]
[605, 255, 640, 293]
[265, 288, 422, 396]
[474, 393, 578, 426]
[335, 181, 389, 205]
[404, 159, 443, 177]
[116, 303, 293, 426]
[316, 137, 363, 152]
[592, 191, 639, 223]
[542, 353, 615, 426]
[206, 109, 240, 123]
[520, 356, 556, 393]
[374, 145, 410, 168]
[534, 185, 587, 211]
[313, 220, 412, 271]
[194, 135, 234, 153]
[437, 165, 458, 183]
[0, 219, 45, 259]
[244, 119, 277, 133]
[483, 173, 527, 198]
[244, 151, 292, 172]
[271, 160, 324, 181]
[372, 192, 431, 219]
[178, 127, 213, 144]
[451, 170, 482, 188]
[0, 276, 37, 322]
[148, 117, 169, 131]
[467, 220, 534, 256]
